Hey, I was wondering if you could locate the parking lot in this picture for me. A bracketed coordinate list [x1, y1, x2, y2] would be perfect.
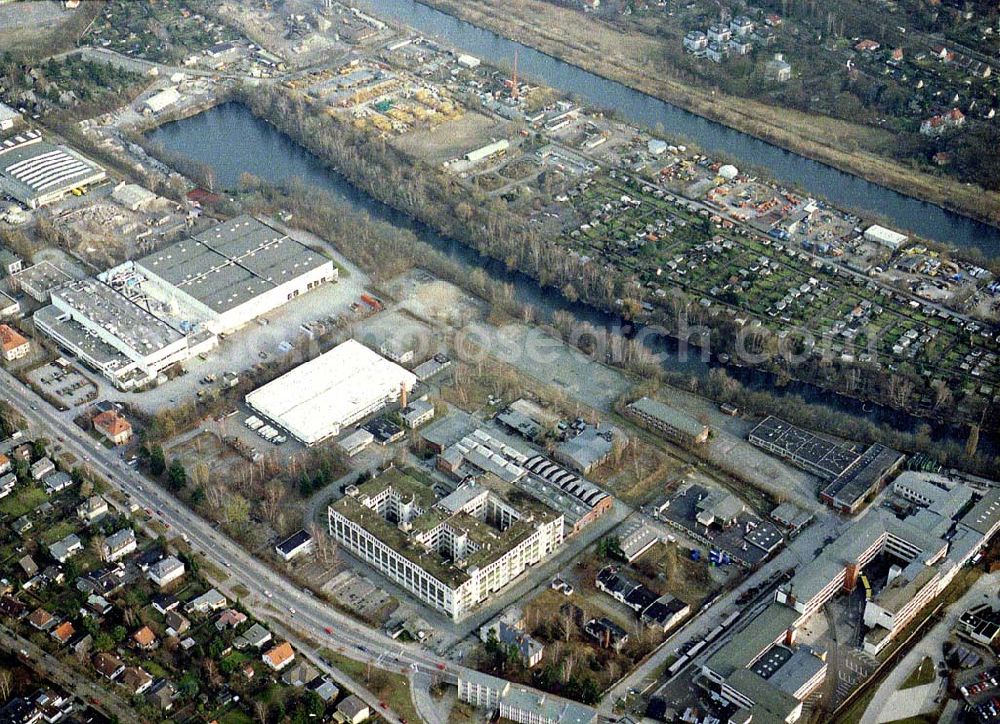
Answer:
[26, 362, 98, 409]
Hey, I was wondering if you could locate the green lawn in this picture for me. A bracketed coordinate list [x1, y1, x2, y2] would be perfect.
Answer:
[901, 656, 936, 690]
[40, 519, 79, 545]
[321, 649, 421, 724]
[216, 707, 254, 724]
[0, 486, 47, 519]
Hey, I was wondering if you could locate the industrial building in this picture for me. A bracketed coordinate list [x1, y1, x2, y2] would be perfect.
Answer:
[699, 481, 1000, 720]
[748, 416, 903, 513]
[246, 339, 416, 446]
[457, 671, 597, 724]
[34, 216, 336, 389]
[143, 87, 181, 115]
[0, 102, 20, 131]
[34, 279, 217, 390]
[626, 397, 709, 447]
[0, 132, 106, 208]
[134, 215, 336, 334]
[328, 468, 563, 620]
[701, 603, 824, 724]
[435, 427, 613, 534]
[774, 485, 1000, 655]
[12, 261, 72, 302]
[864, 224, 909, 250]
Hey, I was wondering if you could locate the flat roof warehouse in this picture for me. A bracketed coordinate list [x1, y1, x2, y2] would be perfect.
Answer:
[135, 215, 335, 332]
[246, 340, 417, 446]
[0, 132, 106, 208]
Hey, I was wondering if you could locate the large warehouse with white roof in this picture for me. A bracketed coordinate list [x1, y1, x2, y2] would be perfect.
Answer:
[0, 132, 106, 208]
[246, 339, 417, 445]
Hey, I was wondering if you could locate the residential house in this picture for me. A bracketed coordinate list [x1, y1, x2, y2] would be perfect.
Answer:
[121, 667, 153, 696]
[584, 617, 629, 652]
[146, 679, 177, 711]
[28, 608, 56, 631]
[707, 23, 732, 43]
[147, 556, 185, 588]
[18, 555, 37, 578]
[235, 622, 271, 649]
[479, 608, 544, 668]
[0, 325, 29, 362]
[0, 250, 23, 276]
[164, 609, 190, 637]
[337, 694, 371, 724]
[921, 108, 965, 136]
[92, 652, 125, 680]
[281, 662, 318, 687]
[50, 621, 74, 644]
[186, 588, 226, 614]
[133, 625, 157, 651]
[765, 53, 791, 81]
[307, 676, 340, 703]
[44, 471, 73, 495]
[29, 458, 54, 481]
[77, 564, 126, 595]
[85, 594, 113, 616]
[101, 529, 137, 562]
[77, 495, 108, 523]
[150, 593, 179, 615]
[262, 641, 295, 671]
[0, 596, 26, 619]
[48, 534, 82, 564]
[93, 410, 132, 446]
[215, 609, 247, 630]
[0, 473, 15, 499]
[12, 516, 32, 535]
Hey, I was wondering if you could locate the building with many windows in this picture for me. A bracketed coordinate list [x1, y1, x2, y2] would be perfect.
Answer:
[328, 468, 563, 620]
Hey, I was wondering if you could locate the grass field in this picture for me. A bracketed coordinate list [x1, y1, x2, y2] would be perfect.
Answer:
[0, 486, 47, 519]
[320, 649, 421, 724]
[901, 656, 936, 690]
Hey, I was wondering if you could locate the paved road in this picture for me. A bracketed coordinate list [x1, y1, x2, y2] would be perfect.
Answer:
[601, 509, 844, 715]
[0, 368, 594, 722]
[860, 569, 1000, 724]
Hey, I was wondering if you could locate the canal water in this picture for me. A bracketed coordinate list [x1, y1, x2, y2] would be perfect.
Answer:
[367, 0, 1000, 257]
[147, 102, 986, 448]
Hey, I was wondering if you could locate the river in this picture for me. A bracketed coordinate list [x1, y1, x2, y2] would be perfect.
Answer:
[147, 103, 992, 452]
[365, 0, 1000, 257]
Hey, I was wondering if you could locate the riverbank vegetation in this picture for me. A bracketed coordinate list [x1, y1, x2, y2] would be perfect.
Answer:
[230, 85, 996, 438]
[412, 0, 1000, 228]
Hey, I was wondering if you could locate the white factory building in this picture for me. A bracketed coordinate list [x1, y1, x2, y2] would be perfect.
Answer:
[34, 278, 217, 390]
[34, 215, 337, 389]
[0, 132, 106, 208]
[134, 215, 336, 334]
[246, 340, 416, 446]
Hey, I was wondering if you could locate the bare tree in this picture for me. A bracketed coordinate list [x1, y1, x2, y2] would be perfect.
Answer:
[0, 669, 12, 702]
